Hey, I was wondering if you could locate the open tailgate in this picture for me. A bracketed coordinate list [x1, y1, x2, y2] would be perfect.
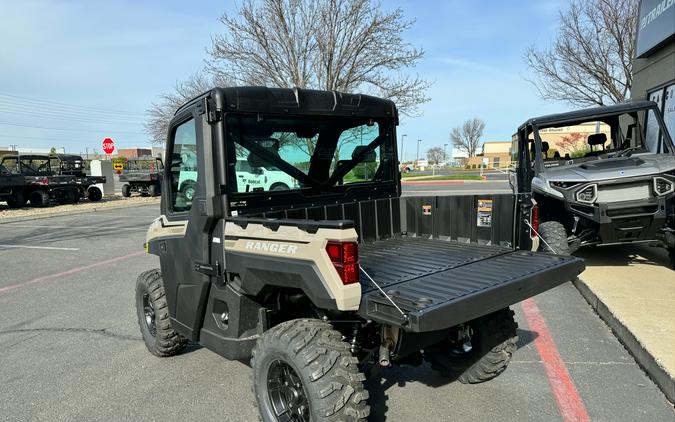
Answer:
[357, 237, 584, 332]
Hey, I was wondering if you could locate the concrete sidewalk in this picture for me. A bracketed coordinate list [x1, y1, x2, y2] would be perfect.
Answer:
[575, 244, 675, 403]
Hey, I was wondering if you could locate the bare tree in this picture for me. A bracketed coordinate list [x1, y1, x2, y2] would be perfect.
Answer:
[208, 0, 429, 112]
[144, 72, 231, 144]
[146, 0, 430, 145]
[426, 146, 445, 165]
[524, 0, 638, 107]
[449, 118, 485, 158]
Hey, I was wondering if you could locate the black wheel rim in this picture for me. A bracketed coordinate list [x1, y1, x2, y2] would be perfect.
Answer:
[266, 360, 309, 422]
[142, 293, 156, 337]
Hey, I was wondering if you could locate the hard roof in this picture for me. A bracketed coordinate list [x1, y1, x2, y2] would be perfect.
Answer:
[519, 101, 658, 129]
[174, 86, 397, 119]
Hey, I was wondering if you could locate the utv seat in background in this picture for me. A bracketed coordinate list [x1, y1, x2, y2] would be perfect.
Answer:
[585, 133, 607, 157]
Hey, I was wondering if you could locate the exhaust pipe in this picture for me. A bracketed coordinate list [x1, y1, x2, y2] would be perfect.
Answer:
[378, 345, 390, 367]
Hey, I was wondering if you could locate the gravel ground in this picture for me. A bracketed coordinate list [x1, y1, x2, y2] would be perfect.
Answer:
[0, 195, 160, 220]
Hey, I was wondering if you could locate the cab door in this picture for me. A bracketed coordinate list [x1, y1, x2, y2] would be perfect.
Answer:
[157, 103, 219, 340]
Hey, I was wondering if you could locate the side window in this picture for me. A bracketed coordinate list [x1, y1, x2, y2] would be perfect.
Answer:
[169, 118, 197, 212]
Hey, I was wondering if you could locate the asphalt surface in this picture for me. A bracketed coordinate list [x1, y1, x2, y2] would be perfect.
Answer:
[1, 203, 673, 422]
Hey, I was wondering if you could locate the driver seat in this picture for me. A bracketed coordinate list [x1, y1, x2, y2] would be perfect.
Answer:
[585, 133, 607, 157]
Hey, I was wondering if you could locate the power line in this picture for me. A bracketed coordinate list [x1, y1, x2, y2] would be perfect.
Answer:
[0, 107, 145, 126]
[0, 92, 143, 116]
[0, 98, 146, 122]
[0, 121, 146, 135]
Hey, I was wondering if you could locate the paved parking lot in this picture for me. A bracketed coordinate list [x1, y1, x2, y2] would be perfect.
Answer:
[1, 204, 673, 421]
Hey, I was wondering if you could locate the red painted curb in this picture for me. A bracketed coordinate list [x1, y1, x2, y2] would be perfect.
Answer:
[0, 251, 146, 295]
[521, 298, 590, 422]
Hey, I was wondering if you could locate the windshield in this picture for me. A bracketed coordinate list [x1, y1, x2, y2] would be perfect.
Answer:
[20, 157, 51, 174]
[533, 107, 672, 167]
[125, 159, 162, 172]
[225, 114, 395, 194]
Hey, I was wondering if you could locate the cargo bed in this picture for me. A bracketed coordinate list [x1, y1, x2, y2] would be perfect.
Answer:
[358, 237, 584, 332]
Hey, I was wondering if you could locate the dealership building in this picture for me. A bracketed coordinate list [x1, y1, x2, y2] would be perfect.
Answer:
[632, 0, 675, 136]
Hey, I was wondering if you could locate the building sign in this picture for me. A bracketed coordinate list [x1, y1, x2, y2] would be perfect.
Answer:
[476, 199, 493, 227]
[636, 0, 675, 58]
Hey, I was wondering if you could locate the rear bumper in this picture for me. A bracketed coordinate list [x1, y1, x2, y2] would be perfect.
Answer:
[358, 244, 584, 332]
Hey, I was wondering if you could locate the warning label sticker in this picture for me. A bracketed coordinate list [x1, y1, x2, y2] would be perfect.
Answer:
[477, 199, 493, 227]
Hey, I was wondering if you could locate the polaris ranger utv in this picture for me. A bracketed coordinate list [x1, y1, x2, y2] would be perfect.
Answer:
[514, 101, 675, 266]
[0, 154, 82, 207]
[0, 163, 27, 208]
[136, 87, 584, 421]
[119, 157, 163, 197]
[52, 154, 105, 202]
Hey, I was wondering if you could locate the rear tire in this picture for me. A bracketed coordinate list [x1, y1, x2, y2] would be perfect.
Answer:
[148, 183, 159, 197]
[425, 308, 518, 384]
[538, 221, 571, 255]
[135, 269, 186, 357]
[6, 190, 26, 208]
[252, 319, 369, 422]
[87, 186, 102, 202]
[121, 184, 131, 198]
[29, 190, 50, 207]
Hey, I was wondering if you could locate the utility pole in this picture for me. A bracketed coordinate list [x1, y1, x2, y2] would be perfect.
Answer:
[400, 134, 407, 164]
[416, 139, 422, 169]
[9, 144, 18, 151]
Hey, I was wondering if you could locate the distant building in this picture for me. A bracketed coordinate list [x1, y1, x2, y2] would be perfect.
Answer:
[118, 148, 152, 159]
[632, 0, 675, 137]
[151, 147, 165, 159]
[464, 141, 512, 168]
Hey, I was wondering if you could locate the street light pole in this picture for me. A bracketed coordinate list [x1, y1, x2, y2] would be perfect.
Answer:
[400, 134, 407, 164]
[416, 139, 422, 168]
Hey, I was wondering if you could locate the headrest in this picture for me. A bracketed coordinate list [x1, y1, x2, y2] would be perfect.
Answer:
[541, 141, 549, 153]
[588, 133, 607, 146]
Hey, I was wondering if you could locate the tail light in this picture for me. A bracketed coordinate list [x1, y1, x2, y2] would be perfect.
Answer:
[531, 205, 539, 238]
[37, 177, 49, 186]
[326, 241, 359, 285]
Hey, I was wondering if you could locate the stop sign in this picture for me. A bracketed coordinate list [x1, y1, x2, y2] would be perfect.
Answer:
[102, 138, 115, 155]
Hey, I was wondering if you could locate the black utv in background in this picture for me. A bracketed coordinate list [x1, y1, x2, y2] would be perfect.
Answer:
[119, 157, 162, 197]
[0, 163, 27, 208]
[0, 154, 79, 207]
[135, 86, 585, 421]
[52, 154, 105, 202]
[512, 101, 674, 267]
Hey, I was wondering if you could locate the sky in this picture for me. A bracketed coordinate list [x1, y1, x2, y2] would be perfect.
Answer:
[0, 0, 573, 159]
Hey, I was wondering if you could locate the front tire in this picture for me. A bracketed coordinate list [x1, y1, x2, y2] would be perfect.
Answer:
[121, 184, 131, 198]
[252, 319, 369, 422]
[538, 221, 571, 255]
[270, 182, 289, 191]
[425, 308, 518, 384]
[87, 186, 103, 202]
[135, 269, 186, 357]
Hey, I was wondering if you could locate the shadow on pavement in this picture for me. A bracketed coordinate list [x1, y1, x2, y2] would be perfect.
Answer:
[576, 243, 671, 268]
[365, 328, 538, 421]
